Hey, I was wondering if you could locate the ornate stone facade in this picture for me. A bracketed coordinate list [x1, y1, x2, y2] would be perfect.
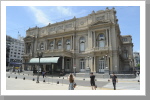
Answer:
[23, 8, 134, 74]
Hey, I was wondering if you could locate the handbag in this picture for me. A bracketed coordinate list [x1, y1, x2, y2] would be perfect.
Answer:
[74, 82, 77, 88]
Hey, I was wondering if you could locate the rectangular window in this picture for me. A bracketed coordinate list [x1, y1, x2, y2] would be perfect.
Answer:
[80, 43, 85, 51]
[58, 46, 61, 49]
[99, 41, 105, 47]
[66, 45, 70, 50]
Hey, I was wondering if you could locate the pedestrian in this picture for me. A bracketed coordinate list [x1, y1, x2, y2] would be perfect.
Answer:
[90, 72, 96, 90]
[68, 73, 75, 90]
[134, 70, 137, 77]
[137, 71, 140, 76]
[110, 72, 118, 90]
[42, 71, 45, 78]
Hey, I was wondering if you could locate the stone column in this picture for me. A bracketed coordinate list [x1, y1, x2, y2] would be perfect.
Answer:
[62, 37, 64, 49]
[110, 56, 112, 72]
[92, 31, 93, 48]
[45, 40, 47, 50]
[73, 57, 74, 67]
[106, 29, 108, 47]
[73, 35, 74, 50]
[91, 57, 94, 72]
[70, 36, 73, 50]
[93, 31, 96, 48]
[71, 58, 73, 72]
[93, 56, 96, 72]
[62, 56, 64, 69]
[108, 28, 111, 48]
[54, 39, 55, 49]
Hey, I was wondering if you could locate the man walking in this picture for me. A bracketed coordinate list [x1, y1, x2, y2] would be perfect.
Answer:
[42, 71, 45, 78]
[90, 72, 96, 90]
[110, 72, 118, 90]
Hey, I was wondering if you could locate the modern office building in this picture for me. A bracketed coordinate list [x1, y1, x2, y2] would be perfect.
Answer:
[22, 7, 134, 74]
[7, 34, 25, 71]
[6, 35, 12, 67]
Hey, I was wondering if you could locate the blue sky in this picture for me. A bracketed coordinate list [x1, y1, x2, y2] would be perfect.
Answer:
[6, 6, 140, 52]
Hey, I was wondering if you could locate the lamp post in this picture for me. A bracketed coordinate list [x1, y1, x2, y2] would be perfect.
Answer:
[83, 56, 91, 80]
[36, 49, 43, 83]
[86, 56, 91, 72]
[103, 55, 109, 74]
[73, 65, 76, 76]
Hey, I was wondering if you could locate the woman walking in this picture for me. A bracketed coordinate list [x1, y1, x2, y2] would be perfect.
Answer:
[68, 73, 75, 90]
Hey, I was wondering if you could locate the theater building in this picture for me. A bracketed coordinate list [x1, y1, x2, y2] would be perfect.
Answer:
[22, 7, 134, 74]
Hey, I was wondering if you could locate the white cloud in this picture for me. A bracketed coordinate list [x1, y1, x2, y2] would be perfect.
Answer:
[54, 6, 88, 18]
[28, 6, 50, 26]
[28, 6, 88, 26]
[56, 6, 74, 16]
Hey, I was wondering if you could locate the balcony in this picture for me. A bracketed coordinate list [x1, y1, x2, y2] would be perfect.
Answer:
[48, 49, 65, 52]
[93, 47, 109, 52]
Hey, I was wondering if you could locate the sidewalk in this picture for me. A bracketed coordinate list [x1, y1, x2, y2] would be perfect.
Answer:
[6, 77, 140, 90]
[6, 78, 102, 90]
[6, 72, 140, 90]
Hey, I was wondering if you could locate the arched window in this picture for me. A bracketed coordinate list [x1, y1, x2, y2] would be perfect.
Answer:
[66, 39, 71, 50]
[50, 41, 54, 50]
[98, 34, 105, 47]
[80, 37, 85, 52]
[57, 40, 62, 49]
[40, 43, 44, 50]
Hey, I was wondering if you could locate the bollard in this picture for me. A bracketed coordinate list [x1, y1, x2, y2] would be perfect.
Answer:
[83, 79, 85, 80]
[95, 79, 97, 81]
[8, 76, 10, 78]
[43, 80, 45, 82]
[23, 74, 24, 75]
[23, 77, 25, 80]
[28, 74, 29, 76]
[108, 79, 110, 82]
[33, 78, 35, 81]
[138, 80, 140, 82]
[57, 81, 59, 84]
[63, 77, 64, 79]
[15, 76, 17, 79]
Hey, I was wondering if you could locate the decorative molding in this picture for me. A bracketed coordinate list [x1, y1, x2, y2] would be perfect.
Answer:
[96, 15, 105, 21]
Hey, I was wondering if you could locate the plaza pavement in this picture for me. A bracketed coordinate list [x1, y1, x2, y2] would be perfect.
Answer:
[6, 72, 140, 90]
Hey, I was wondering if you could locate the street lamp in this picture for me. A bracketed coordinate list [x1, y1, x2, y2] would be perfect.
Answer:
[36, 49, 43, 83]
[83, 56, 91, 80]
[103, 55, 109, 74]
[73, 65, 76, 76]
[85, 56, 91, 70]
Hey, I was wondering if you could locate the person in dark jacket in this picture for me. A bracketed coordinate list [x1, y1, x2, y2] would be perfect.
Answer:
[42, 71, 45, 78]
[90, 72, 96, 90]
[110, 72, 118, 90]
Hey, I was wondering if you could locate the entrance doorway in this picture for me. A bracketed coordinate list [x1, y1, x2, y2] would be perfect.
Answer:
[99, 60, 105, 73]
